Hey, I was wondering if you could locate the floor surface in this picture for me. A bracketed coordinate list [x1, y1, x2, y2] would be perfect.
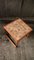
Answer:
[0, 21, 34, 60]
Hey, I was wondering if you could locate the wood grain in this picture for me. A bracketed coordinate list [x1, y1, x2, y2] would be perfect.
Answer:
[4, 18, 32, 45]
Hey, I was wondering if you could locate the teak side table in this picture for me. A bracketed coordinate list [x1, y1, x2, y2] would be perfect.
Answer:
[4, 18, 32, 47]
